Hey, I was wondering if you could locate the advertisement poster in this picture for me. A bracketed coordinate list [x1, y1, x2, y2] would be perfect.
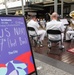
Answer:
[0, 16, 36, 75]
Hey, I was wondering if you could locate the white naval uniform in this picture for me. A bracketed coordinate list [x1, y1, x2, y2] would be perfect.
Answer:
[46, 20, 64, 42]
[66, 30, 74, 40]
[27, 20, 46, 41]
[66, 19, 74, 40]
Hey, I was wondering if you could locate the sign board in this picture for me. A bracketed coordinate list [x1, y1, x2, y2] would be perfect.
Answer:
[0, 16, 37, 75]
[60, 19, 69, 25]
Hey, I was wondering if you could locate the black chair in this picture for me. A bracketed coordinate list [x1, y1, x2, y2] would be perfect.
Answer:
[47, 30, 64, 52]
[27, 27, 39, 47]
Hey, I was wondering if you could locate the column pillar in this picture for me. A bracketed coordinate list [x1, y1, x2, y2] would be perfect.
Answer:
[21, 0, 24, 15]
[54, 0, 58, 13]
[61, 0, 64, 18]
[5, 0, 8, 15]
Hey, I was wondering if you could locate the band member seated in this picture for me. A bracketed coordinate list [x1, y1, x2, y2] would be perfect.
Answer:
[27, 15, 46, 47]
[46, 12, 65, 48]
[66, 11, 74, 41]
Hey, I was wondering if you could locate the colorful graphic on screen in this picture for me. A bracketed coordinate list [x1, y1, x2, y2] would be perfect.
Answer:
[0, 16, 35, 75]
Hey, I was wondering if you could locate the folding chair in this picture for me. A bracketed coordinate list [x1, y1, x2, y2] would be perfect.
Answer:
[27, 27, 40, 47]
[47, 30, 64, 53]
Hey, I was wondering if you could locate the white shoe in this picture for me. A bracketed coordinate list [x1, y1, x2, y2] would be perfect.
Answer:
[38, 41, 43, 47]
[40, 44, 43, 47]
[48, 44, 51, 48]
[59, 45, 64, 50]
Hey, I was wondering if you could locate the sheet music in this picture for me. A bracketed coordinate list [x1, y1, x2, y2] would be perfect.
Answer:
[60, 19, 69, 25]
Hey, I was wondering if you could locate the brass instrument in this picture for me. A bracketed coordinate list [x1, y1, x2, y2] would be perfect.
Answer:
[69, 11, 74, 18]
[69, 11, 74, 30]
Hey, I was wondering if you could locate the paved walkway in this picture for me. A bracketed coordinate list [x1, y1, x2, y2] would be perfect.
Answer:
[35, 59, 72, 75]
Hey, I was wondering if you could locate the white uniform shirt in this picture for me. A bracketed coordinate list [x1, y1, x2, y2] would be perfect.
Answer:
[27, 20, 40, 32]
[46, 20, 64, 40]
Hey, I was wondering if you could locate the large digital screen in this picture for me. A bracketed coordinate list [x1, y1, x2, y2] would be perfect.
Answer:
[0, 16, 36, 75]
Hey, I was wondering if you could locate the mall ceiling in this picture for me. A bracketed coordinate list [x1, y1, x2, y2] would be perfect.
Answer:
[0, 0, 74, 14]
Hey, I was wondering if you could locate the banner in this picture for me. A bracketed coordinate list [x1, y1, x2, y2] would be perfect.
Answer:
[0, 16, 36, 75]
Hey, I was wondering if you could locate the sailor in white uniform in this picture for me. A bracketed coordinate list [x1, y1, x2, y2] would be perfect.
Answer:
[66, 11, 74, 41]
[46, 12, 65, 48]
[27, 15, 46, 46]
